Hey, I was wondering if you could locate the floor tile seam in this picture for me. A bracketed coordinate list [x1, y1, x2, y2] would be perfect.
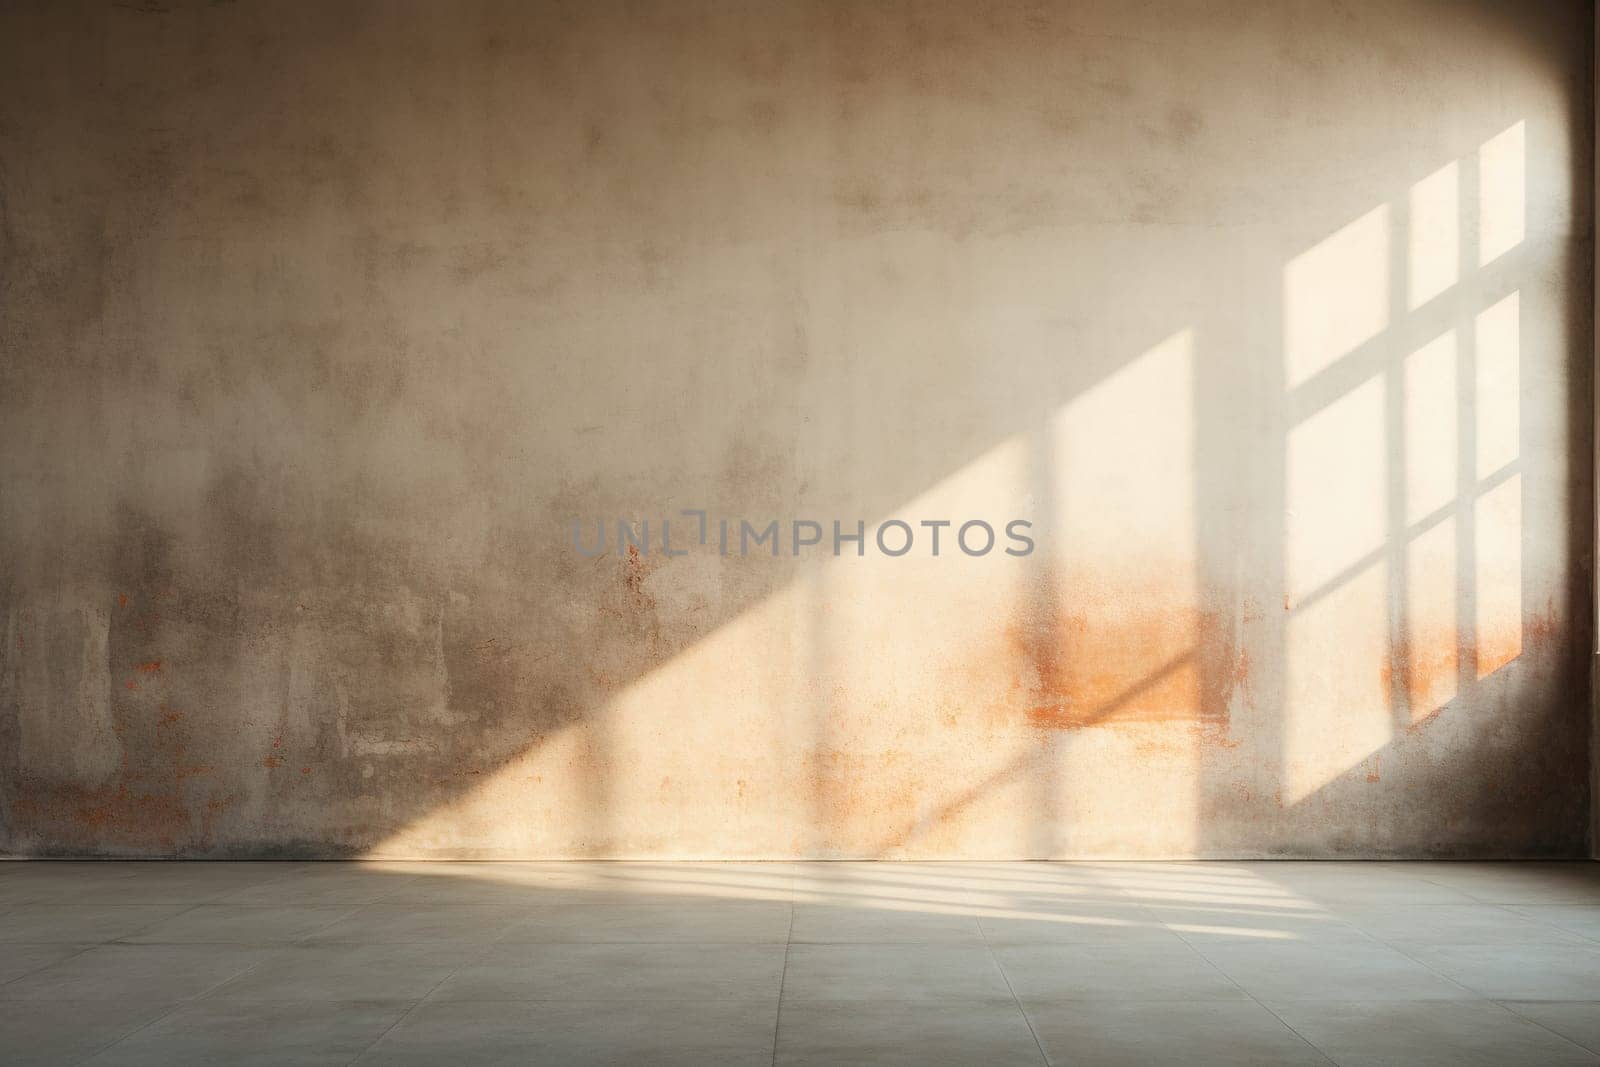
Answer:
[343, 942, 498, 1066]
[1483, 1000, 1600, 1059]
[976, 901, 1051, 1066]
[1163, 919, 1337, 1065]
[71, 1000, 190, 1064]
[0, 943, 100, 990]
[768, 902, 796, 1067]
[1493, 904, 1600, 947]
[1373, 929, 1544, 1000]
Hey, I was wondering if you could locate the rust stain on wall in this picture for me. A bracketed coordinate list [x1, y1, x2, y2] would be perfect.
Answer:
[13, 691, 228, 853]
[1004, 583, 1243, 732]
[1383, 634, 1461, 724]
[1388, 599, 1565, 729]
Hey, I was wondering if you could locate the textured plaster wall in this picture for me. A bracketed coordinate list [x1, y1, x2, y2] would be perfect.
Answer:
[0, 0, 1593, 858]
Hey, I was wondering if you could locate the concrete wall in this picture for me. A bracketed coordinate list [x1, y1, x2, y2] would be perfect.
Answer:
[0, 0, 1592, 858]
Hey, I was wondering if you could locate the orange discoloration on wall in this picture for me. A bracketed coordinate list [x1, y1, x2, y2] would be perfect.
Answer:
[47, 784, 190, 840]
[1389, 601, 1562, 727]
[622, 543, 652, 598]
[135, 660, 162, 674]
[1525, 600, 1560, 645]
[1007, 591, 1237, 731]
[807, 747, 928, 842]
[1241, 596, 1265, 624]
[13, 693, 228, 852]
[1383, 634, 1460, 723]
[574, 540, 680, 703]
[1477, 629, 1522, 679]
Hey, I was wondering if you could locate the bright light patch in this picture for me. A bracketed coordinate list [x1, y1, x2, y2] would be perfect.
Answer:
[1474, 473, 1522, 677]
[1053, 329, 1196, 585]
[1475, 291, 1520, 479]
[1408, 160, 1458, 308]
[1284, 560, 1391, 804]
[1404, 330, 1458, 524]
[1284, 205, 1390, 387]
[1478, 121, 1525, 267]
[1287, 376, 1386, 601]
[1403, 519, 1458, 719]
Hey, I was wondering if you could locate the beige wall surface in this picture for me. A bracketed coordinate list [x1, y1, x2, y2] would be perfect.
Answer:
[0, 0, 1592, 858]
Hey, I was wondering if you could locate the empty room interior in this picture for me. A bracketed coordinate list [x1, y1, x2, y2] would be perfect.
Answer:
[3, 0, 1600, 1064]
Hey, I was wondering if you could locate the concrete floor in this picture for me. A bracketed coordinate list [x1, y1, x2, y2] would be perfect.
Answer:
[0, 862, 1595, 1064]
